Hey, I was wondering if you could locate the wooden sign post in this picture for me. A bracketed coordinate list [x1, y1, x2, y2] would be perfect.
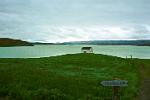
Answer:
[113, 86, 119, 100]
[101, 80, 128, 100]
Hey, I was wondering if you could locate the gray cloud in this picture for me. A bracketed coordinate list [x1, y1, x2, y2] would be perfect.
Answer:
[0, 0, 150, 42]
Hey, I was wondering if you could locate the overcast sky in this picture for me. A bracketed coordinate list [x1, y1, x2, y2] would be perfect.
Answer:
[0, 0, 150, 43]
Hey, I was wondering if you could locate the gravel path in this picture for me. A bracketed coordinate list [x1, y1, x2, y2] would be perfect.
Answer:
[139, 63, 150, 100]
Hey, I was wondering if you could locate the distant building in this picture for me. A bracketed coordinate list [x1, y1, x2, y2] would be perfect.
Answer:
[81, 47, 93, 53]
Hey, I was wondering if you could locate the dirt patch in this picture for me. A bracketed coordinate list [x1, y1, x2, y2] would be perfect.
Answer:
[138, 63, 150, 100]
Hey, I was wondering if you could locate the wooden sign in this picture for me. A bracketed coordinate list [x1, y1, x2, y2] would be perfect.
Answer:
[101, 80, 128, 87]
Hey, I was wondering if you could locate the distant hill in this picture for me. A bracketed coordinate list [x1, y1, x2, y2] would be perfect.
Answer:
[33, 42, 54, 45]
[0, 38, 33, 47]
[57, 40, 150, 46]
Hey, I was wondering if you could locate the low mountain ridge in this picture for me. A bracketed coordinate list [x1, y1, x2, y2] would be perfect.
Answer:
[0, 38, 33, 47]
[58, 40, 150, 46]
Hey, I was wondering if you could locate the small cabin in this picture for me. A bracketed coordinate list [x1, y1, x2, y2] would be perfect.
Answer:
[81, 47, 93, 53]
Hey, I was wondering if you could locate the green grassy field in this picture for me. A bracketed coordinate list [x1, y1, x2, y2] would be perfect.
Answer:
[0, 53, 148, 100]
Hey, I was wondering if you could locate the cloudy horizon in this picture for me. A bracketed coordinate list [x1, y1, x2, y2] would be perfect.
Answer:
[0, 0, 150, 43]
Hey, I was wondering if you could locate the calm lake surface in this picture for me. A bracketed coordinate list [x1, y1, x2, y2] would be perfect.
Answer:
[0, 45, 150, 59]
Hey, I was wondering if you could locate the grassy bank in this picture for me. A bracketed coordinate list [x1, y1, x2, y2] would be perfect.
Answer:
[0, 53, 145, 100]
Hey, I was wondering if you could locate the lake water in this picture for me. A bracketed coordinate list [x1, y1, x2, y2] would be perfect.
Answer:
[0, 45, 150, 59]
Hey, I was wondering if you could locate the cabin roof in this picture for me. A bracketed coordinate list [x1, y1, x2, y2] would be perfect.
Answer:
[81, 47, 92, 50]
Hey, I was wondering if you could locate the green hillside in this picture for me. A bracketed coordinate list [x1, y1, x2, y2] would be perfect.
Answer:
[0, 38, 33, 47]
[0, 54, 148, 100]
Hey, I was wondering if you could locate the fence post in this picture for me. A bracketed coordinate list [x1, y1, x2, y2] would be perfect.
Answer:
[130, 55, 132, 59]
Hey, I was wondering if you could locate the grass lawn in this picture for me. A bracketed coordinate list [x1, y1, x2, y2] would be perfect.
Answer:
[0, 53, 148, 100]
